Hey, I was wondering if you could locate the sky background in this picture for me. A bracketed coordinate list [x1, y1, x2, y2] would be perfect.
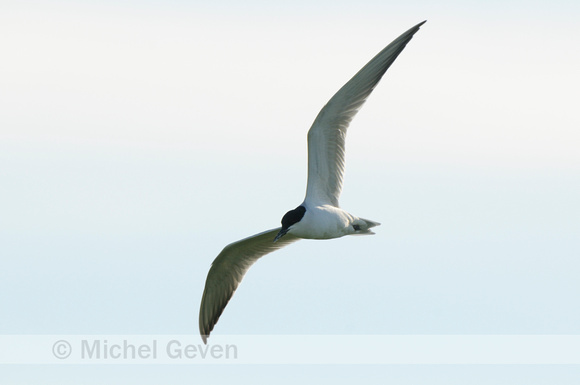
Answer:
[1, 0, 579, 383]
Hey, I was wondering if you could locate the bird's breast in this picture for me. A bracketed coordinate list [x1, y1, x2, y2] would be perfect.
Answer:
[290, 205, 354, 240]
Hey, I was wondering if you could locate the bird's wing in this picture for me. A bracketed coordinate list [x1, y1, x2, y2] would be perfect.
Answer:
[304, 21, 426, 206]
[199, 228, 300, 343]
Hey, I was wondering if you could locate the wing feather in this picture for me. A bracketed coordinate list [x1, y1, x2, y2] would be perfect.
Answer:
[305, 21, 426, 206]
[199, 228, 300, 343]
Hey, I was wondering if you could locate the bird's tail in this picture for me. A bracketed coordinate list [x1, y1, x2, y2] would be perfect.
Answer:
[352, 217, 381, 235]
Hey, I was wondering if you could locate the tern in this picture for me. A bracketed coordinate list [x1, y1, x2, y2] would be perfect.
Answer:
[199, 21, 425, 343]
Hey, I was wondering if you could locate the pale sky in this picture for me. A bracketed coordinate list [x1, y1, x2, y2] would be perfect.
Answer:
[1, 0, 579, 383]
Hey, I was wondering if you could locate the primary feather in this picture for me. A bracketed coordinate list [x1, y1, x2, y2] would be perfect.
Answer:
[199, 228, 299, 343]
[305, 21, 425, 206]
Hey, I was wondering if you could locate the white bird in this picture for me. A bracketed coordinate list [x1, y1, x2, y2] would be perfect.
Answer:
[199, 21, 426, 343]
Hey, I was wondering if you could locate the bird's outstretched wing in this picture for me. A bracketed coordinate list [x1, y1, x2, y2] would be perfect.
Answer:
[199, 228, 300, 343]
[304, 21, 426, 206]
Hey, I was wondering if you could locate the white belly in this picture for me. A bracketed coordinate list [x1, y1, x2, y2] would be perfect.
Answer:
[289, 204, 355, 240]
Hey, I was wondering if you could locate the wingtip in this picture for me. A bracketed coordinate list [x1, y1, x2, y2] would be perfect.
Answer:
[199, 310, 210, 344]
[413, 20, 427, 30]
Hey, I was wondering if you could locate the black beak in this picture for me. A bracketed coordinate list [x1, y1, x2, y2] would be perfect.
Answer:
[273, 228, 288, 242]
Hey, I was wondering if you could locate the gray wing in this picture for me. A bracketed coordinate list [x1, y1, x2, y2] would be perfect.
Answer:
[199, 228, 300, 343]
[304, 21, 426, 206]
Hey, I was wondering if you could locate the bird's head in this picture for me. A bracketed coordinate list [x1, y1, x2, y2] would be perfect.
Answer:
[274, 205, 306, 242]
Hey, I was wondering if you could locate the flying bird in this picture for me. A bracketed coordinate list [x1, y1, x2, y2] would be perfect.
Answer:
[199, 21, 426, 343]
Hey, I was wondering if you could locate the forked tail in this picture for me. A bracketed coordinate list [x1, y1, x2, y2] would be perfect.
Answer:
[352, 217, 381, 235]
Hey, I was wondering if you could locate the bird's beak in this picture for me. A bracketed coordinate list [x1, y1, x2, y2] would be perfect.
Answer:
[273, 228, 288, 243]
